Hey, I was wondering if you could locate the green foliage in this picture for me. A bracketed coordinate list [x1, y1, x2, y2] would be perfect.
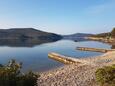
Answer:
[93, 33, 109, 38]
[111, 28, 115, 37]
[95, 64, 115, 86]
[0, 59, 39, 86]
[93, 27, 115, 38]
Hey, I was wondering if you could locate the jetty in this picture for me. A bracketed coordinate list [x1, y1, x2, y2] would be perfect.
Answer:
[48, 52, 90, 64]
[38, 51, 115, 86]
[76, 47, 115, 53]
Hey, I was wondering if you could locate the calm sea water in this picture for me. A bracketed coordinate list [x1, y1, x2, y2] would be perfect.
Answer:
[0, 40, 111, 72]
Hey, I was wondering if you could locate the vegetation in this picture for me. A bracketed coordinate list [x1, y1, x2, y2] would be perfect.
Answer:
[0, 28, 62, 41]
[93, 27, 115, 38]
[0, 28, 62, 47]
[111, 28, 115, 37]
[95, 64, 115, 86]
[92, 33, 110, 37]
[0, 59, 39, 86]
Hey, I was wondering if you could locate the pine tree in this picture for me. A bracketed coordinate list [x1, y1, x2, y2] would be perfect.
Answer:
[111, 28, 115, 37]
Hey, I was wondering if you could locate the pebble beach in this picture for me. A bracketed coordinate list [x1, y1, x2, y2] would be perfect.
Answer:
[38, 51, 115, 86]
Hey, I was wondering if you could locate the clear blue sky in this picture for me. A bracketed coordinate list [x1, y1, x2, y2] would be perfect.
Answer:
[0, 0, 115, 35]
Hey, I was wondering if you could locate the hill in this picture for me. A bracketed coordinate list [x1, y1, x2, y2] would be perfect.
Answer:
[92, 28, 115, 38]
[63, 33, 92, 38]
[63, 33, 93, 41]
[0, 28, 62, 41]
[0, 28, 62, 47]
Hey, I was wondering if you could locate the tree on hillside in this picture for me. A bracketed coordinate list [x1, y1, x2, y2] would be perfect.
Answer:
[111, 28, 115, 37]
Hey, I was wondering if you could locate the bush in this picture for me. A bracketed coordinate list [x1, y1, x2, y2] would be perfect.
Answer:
[0, 59, 39, 86]
[95, 64, 115, 86]
[111, 28, 115, 37]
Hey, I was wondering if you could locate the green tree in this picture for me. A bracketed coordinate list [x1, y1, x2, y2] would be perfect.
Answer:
[111, 28, 115, 37]
[0, 59, 39, 86]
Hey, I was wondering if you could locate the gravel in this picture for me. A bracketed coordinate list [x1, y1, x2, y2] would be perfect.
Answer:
[37, 51, 115, 86]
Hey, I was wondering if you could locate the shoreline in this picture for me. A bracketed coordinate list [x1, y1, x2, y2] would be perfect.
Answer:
[85, 36, 115, 45]
[38, 51, 103, 74]
[37, 51, 115, 86]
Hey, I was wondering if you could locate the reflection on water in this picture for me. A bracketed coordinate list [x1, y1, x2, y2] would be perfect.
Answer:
[0, 39, 112, 72]
[0, 39, 58, 47]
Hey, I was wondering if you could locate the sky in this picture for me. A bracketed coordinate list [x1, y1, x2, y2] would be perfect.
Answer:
[0, 0, 115, 35]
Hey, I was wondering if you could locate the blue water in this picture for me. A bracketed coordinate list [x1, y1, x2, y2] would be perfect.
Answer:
[0, 40, 111, 72]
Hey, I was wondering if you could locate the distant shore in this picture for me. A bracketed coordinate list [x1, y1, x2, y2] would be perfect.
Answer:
[86, 36, 115, 45]
[37, 50, 115, 86]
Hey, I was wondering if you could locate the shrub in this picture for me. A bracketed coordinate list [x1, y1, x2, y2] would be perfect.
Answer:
[95, 64, 115, 86]
[0, 59, 39, 86]
[111, 28, 115, 37]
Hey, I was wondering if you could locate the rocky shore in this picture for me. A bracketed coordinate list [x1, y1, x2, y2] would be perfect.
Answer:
[37, 51, 115, 86]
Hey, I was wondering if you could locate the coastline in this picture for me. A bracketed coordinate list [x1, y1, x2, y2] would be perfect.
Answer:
[37, 51, 115, 86]
[85, 36, 115, 45]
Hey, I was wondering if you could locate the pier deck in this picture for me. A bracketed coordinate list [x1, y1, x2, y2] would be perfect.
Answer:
[76, 47, 115, 53]
[48, 52, 89, 64]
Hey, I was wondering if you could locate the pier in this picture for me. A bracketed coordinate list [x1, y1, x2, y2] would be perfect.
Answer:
[48, 52, 89, 64]
[76, 47, 115, 53]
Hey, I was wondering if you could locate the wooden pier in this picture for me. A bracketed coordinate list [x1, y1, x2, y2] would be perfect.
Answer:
[76, 47, 115, 53]
[48, 52, 89, 64]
